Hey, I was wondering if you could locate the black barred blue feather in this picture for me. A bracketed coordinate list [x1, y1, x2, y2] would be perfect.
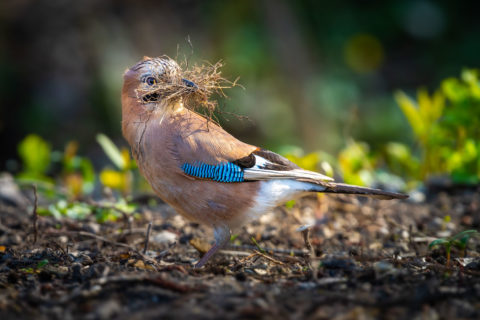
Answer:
[181, 162, 244, 182]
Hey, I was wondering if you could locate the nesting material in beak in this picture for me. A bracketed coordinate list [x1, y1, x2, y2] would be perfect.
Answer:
[136, 56, 240, 116]
[182, 78, 198, 89]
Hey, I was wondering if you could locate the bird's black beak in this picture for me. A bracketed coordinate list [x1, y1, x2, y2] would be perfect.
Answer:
[182, 78, 198, 90]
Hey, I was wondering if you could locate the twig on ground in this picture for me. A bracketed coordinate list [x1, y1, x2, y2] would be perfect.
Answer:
[301, 227, 313, 253]
[143, 222, 152, 254]
[298, 224, 317, 280]
[47, 240, 67, 255]
[238, 252, 258, 264]
[235, 250, 284, 266]
[225, 244, 308, 256]
[86, 274, 195, 298]
[45, 229, 160, 267]
[52, 274, 196, 305]
[32, 185, 38, 244]
[217, 249, 251, 257]
[253, 250, 285, 265]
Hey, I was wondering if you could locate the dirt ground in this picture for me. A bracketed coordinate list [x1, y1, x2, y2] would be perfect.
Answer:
[0, 175, 479, 320]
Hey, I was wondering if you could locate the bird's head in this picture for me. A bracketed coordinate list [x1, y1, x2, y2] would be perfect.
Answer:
[121, 56, 203, 142]
[122, 56, 199, 108]
[121, 55, 237, 141]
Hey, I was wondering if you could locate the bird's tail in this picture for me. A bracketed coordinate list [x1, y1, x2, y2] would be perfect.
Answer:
[242, 154, 407, 200]
[306, 181, 408, 200]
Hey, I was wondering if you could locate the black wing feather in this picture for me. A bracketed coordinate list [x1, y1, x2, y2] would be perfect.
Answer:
[232, 148, 299, 171]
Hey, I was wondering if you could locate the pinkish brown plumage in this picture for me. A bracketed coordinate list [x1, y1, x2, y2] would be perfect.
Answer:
[121, 56, 408, 267]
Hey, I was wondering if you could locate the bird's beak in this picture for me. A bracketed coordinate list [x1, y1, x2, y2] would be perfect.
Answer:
[182, 78, 198, 90]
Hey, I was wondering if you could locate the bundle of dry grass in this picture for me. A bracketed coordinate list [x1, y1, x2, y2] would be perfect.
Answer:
[135, 55, 240, 118]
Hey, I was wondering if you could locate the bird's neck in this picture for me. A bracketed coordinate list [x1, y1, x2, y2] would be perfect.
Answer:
[121, 96, 184, 147]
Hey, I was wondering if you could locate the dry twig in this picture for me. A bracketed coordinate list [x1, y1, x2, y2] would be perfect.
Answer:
[136, 55, 241, 121]
[237, 252, 259, 264]
[253, 250, 284, 265]
[32, 185, 38, 244]
[299, 225, 318, 280]
[45, 229, 159, 267]
[143, 222, 153, 254]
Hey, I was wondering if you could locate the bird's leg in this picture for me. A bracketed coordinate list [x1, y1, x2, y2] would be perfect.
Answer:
[194, 224, 231, 268]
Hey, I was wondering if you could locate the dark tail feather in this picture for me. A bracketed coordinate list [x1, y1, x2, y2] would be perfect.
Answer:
[311, 182, 408, 200]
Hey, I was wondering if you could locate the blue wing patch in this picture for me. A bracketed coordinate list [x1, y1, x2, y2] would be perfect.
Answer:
[181, 162, 244, 182]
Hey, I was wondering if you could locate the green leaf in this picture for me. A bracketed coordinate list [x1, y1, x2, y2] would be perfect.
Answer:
[36, 259, 49, 268]
[461, 69, 480, 98]
[394, 91, 424, 140]
[20, 267, 35, 274]
[430, 90, 445, 122]
[251, 237, 266, 254]
[442, 78, 469, 102]
[285, 200, 296, 209]
[428, 238, 450, 249]
[417, 88, 445, 125]
[18, 134, 51, 177]
[93, 199, 136, 223]
[338, 140, 375, 186]
[451, 230, 479, 250]
[96, 133, 125, 170]
[417, 88, 431, 123]
[385, 142, 420, 179]
[79, 158, 96, 194]
[461, 69, 477, 84]
[429, 230, 480, 251]
[65, 202, 91, 219]
[450, 230, 479, 241]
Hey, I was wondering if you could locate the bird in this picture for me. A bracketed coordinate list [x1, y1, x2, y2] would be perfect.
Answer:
[121, 56, 408, 268]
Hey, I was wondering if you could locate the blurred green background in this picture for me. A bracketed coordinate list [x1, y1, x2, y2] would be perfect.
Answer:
[1, 0, 479, 186]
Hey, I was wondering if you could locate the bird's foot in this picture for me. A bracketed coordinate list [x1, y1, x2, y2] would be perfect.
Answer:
[194, 225, 231, 268]
[194, 242, 222, 268]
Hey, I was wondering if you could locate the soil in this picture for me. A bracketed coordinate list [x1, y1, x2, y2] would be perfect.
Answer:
[1, 176, 480, 320]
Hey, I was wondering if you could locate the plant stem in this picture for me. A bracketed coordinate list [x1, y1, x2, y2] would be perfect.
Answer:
[446, 245, 451, 267]
[32, 185, 38, 244]
[143, 222, 152, 254]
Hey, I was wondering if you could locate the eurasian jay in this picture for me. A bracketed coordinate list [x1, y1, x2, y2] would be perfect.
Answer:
[121, 56, 407, 268]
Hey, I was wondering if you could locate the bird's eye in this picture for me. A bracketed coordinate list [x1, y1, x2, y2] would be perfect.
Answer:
[145, 77, 156, 86]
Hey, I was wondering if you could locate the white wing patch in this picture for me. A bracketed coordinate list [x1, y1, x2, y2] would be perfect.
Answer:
[244, 155, 334, 182]
[251, 154, 269, 168]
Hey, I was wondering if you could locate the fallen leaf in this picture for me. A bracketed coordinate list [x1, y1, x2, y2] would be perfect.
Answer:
[134, 260, 146, 269]
[189, 238, 210, 254]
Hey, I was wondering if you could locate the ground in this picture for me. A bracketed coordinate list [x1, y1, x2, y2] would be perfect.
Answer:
[0, 176, 479, 319]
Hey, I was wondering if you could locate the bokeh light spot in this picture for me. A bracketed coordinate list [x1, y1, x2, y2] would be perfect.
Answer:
[403, 1, 445, 39]
[344, 34, 384, 73]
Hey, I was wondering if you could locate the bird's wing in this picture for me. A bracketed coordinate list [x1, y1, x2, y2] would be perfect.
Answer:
[169, 112, 407, 199]
[168, 110, 332, 182]
[168, 111, 257, 180]
[168, 108, 334, 182]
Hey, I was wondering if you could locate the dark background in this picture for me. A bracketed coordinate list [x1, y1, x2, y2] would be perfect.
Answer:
[1, 0, 479, 170]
